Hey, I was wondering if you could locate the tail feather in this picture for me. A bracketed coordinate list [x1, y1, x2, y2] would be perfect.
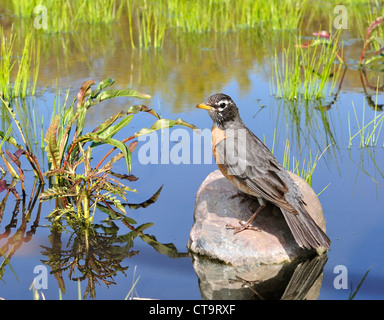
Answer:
[281, 207, 330, 250]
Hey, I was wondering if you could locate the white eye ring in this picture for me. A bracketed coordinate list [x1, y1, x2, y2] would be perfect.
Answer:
[217, 100, 229, 111]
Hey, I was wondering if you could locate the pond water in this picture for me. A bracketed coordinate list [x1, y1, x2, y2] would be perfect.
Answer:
[1, 1, 384, 300]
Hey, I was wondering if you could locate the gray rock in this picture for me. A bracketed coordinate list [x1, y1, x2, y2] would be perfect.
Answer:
[187, 170, 327, 266]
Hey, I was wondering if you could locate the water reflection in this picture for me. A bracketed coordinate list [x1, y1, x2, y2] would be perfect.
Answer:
[190, 253, 328, 300]
[40, 217, 189, 299]
[0, 176, 188, 299]
[40, 220, 137, 299]
[0, 180, 42, 279]
[359, 68, 384, 111]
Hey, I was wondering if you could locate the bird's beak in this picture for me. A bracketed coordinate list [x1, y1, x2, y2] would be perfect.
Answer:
[196, 103, 213, 110]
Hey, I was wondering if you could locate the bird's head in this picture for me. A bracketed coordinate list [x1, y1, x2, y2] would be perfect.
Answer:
[196, 93, 240, 128]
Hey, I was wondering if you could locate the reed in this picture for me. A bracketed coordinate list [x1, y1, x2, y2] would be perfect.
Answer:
[12, 31, 40, 98]
[282, 137, 330, 186]
[75, 0, 124, 24]
[10, 0, 124, 34]
[271, 31, 344, 102]
[165, 0, 306, 33]
[348, 100, 384, 149]
[268, 127, 329, 187]
[9, 0, 39, 17]
[127, 0, 307, 48]
[131, 0, 167, 49]
[0, 26, 40, 99]
[0, 26, 15, 101]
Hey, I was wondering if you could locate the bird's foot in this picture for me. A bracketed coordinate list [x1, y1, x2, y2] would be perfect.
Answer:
[226, 221, 261, 234]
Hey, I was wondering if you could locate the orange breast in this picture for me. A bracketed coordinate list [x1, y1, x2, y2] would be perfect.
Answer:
[212, 124, 228, 174]
[211, 125, 259, 197]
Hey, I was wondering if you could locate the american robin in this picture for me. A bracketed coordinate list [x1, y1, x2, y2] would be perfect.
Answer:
[196, 93, 330, 250]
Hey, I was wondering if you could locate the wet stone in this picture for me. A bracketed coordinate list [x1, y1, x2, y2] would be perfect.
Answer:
[187, 170, 327, 266]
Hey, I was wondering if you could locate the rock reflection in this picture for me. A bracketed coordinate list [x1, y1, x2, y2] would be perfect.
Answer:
[190, 253, 328, 300]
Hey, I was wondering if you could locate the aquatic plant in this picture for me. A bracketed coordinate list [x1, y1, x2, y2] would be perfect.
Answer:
[348, 99, 384, 149]
[348, 267, 372, 300]
[271, 31, 344, 102]
[359, 16, 384, 68]
[0, 26, 40, 99]
[38, 78, 196, 229]
[127, 0, 307, 48]
[10, 0, 124, 33]
[0, 27, 15, 101]
[282, 137, 331, 187]
[0, 78, 194, 299]
[0, 95, 45, 186]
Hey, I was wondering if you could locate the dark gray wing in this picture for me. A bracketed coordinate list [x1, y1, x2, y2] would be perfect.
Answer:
[217, 127, 330, 250]
[218, 127, 300, 211]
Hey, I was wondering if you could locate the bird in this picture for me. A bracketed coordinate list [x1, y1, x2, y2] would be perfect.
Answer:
[196, 93, 330, 251]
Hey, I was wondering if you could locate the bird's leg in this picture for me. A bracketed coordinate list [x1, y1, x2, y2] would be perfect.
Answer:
[226, 197, 267, 234]
[229, 276, 265, 300]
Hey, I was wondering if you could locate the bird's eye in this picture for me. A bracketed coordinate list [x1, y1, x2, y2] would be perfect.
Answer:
[218, 101, 227, 109]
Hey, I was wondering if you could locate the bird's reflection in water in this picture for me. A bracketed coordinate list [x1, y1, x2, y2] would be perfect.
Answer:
[190, 253, 328, 300]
